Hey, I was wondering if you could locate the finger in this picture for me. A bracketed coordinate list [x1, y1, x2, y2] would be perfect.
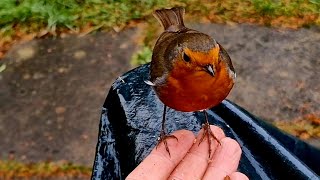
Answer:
[169, 125, 225, 180]
[226, 172, 249, 180]
[203, 137, 242, 180]
[126, 129, 195, 180]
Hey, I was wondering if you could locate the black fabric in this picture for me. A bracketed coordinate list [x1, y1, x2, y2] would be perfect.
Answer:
[91, 64, 319, 180]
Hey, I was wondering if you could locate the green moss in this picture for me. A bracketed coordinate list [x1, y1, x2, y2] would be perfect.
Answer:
[131, 45, 153, 65]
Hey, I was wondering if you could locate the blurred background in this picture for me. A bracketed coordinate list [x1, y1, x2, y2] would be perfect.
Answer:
[0, 0, 319, 179]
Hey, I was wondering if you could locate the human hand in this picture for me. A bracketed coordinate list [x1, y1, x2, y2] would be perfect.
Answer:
[127, 125, 248, 180]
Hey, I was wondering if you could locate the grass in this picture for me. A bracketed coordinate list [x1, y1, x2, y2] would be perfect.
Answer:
[0, 160, 92, 180]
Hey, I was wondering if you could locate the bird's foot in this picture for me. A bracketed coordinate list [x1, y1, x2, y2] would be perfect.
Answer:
[156, 130, 178, 157]
[198, 122, 221, 158]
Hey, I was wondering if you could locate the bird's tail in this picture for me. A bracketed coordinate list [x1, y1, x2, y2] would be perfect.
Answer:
[153, 7, 185, 32]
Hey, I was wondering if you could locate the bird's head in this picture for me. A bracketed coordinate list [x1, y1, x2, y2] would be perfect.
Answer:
[166, 32, 222, 80]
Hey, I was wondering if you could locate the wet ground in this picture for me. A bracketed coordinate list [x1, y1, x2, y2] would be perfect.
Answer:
[0, 23, 319, 169]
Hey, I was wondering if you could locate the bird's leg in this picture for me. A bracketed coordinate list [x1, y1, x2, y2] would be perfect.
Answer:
[198, 110, 221, 158]
[156, 105, 178, 156]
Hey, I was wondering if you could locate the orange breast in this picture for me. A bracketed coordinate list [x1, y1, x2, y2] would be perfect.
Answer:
[154, 62, 234, 112]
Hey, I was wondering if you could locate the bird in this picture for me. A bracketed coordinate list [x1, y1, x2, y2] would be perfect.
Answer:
[145, 7, 236, 158]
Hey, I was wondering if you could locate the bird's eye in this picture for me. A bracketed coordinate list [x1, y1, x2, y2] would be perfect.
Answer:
[182, 52, 191, 62]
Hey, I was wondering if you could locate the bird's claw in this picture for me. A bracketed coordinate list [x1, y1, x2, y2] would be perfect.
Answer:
[198, 122, 221, 158]
[156, 131, 178, 157]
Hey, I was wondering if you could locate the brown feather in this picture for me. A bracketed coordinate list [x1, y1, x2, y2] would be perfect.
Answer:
[153, 7, 185, 32]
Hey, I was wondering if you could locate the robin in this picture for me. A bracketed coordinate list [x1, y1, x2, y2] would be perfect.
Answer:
[145, 7, 236, 157]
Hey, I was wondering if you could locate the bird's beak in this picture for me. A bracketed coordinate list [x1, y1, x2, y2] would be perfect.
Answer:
[205, 64, 215, 77]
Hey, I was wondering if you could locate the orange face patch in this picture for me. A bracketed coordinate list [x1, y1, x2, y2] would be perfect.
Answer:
[169, 46, 220, 80]
[183, 45, 220, 67]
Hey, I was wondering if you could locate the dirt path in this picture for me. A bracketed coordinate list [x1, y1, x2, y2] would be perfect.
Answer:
[0, 30, 136, 166]
[0, 23, 319, 167]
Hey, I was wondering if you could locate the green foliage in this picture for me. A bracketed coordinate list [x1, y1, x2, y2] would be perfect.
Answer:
[0, 0, 79, 31]
[0, 0, 319, 35]
[0, 0, 169, 32]
[131, 45, 152, 65]
[309, 0, 320, 12]
[251, 0, 281, 16]
[309, 0, 320, 5]
[251, 0, 320, 16]
[79, 0, 169, 28]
